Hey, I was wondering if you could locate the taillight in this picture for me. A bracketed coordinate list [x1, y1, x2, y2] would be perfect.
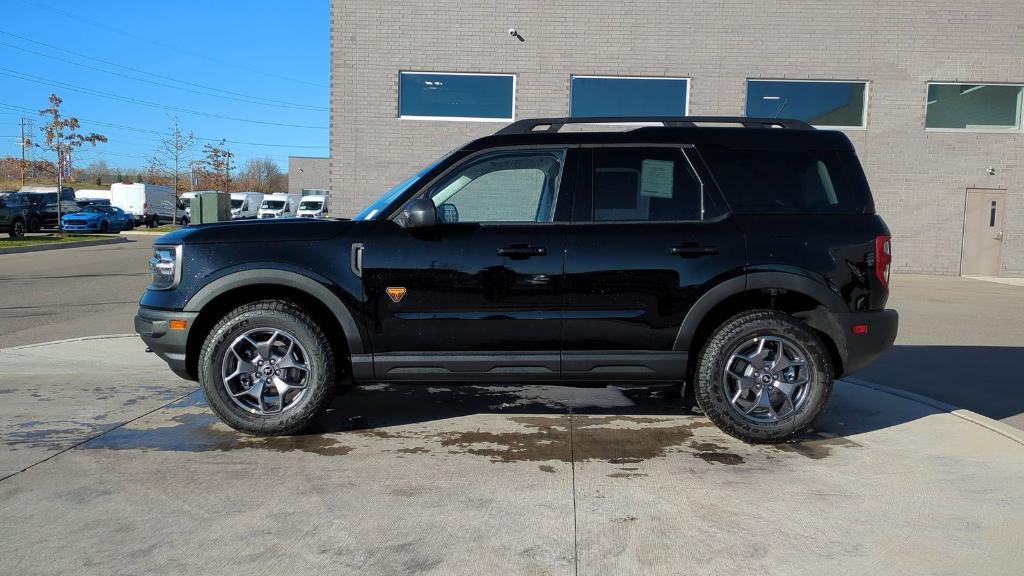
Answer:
[875, 235, 892, 288]
[143, 202, 149, 215]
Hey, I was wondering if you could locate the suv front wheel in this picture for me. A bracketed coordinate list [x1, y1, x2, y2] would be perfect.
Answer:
[199, 299, 337, 436]
[694, 310, 834, 443]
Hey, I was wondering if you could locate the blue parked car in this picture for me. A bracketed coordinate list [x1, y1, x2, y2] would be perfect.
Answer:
[61, 205, 135, 233]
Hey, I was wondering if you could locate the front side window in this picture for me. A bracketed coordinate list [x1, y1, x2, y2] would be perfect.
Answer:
[925, 83, 1023, 130]
[418, 150, 565, 224]
[591, 147, 705, 222]
[570, 76, 688, 118]
[399, 72, 515, 121]
[746, 80, 868, 127]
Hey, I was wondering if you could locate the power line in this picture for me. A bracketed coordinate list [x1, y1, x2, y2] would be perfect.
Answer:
[0, 102, 327, 150]
[22, 1, 329, 89]
[0, 67, 328, 130]
[0, 31, 327, 112]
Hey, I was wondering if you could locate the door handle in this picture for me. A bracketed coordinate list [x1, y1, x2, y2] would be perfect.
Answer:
[497, 245, 547, 258]
[670, 244, 719, 257]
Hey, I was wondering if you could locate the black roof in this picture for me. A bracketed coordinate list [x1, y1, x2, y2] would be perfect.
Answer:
[465, 116, 854, 152]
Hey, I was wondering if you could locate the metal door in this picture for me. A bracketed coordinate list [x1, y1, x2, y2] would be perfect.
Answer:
[961, 189, 1006, 276]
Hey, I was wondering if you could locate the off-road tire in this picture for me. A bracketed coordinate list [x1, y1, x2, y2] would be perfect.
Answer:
[199, 299, 337, 436]
[8, 218, 25, 239]
[694, 310, 834, 444]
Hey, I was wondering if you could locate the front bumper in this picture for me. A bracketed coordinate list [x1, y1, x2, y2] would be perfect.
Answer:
[833, 309, 899, 376]
[135, 306, 199, 381]
[62, 221, 99, 231]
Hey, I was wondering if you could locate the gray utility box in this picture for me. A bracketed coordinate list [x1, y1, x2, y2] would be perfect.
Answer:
[193, 192, 231, 224]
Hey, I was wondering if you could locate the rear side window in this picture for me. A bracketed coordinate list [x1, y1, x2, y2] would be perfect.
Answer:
[701, 146, 870, 214]
[591, 147, 709, 222]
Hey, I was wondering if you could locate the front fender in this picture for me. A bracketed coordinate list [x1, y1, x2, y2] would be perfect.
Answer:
[183, 267, 365, 355]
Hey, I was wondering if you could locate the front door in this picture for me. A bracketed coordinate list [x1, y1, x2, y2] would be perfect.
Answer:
[961, 188, 1006, 277]
[562, 145, 745, 380]
[361, 147, 575, 380]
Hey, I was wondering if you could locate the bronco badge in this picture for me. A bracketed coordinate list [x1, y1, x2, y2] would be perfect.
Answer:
[386, 287, 407, 303]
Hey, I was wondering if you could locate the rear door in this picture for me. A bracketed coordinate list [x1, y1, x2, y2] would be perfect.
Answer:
[562, 145, 745, 380]
[360, 147, 576, 380]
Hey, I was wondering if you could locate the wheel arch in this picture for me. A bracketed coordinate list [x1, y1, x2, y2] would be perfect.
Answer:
[182, 269, 363, 380]
[675, 271, 848, 376]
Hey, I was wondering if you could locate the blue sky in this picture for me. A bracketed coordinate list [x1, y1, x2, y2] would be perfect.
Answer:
[0, 0, 328, 172]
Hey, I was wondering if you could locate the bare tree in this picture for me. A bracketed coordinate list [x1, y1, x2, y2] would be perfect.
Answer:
[148, 117, 195, 224]
[237, 157, 283, 194]
[199, 140, 235, 193]
[38, 94, 107, 224]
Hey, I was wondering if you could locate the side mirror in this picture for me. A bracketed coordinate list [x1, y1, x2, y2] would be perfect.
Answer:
[406, 197, 438, 228]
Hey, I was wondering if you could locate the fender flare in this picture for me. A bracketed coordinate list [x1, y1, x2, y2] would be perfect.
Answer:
[673, 270, 848, 352]
[183, 268, 364, 354]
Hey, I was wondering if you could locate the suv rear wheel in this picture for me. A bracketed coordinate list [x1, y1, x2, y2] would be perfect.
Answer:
[694, 310, 833, 443]
[199, 299, 337, 436]
[27, 216, 41, 233]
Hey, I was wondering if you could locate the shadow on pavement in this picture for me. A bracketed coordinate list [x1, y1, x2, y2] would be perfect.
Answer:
[855, 345, 1024, 423]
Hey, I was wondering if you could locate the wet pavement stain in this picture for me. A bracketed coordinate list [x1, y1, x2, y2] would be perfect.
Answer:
[85, 412, 353, 456]
[538, 465, 557, 473]
[607, 472, 648, 479]
[693, 452, 745, 465]
[395, 447, 430, 454]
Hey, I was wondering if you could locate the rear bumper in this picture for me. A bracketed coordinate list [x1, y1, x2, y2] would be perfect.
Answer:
[833, 309, 899, 376]
[135, 306, 199, 381]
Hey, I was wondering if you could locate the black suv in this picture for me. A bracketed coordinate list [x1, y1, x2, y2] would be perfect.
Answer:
[136, 117, 898, 443]
[0, 192, 47, 238]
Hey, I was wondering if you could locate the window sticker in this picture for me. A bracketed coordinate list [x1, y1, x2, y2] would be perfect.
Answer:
[641, 159, 674, 198]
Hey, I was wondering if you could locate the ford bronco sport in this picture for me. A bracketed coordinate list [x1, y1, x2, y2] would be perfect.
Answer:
[136, 116, 898, 443]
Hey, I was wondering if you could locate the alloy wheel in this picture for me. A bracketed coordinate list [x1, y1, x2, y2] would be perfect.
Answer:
[221, 328, 312, 415]
[722, 335, 813, 422]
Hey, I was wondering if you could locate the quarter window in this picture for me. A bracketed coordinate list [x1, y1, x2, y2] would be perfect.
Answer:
[925, 83, 1023, 130]
[423, 150, 565, 223]
[591, 147, 706, 222]
[399, 72, 515, 121]
[746, 80, 868, 128]
[570, 76, 688, 118]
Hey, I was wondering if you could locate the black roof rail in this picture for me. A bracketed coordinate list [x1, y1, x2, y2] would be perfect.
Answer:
[495, 116, 813, 135]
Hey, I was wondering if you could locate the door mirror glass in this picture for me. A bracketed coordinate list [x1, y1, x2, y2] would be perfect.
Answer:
[406, 197, 438, 228]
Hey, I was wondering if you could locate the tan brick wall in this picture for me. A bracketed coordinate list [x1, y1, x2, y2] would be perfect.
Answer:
[331, 0, 1024, 276]
[287, 156, 331, 196]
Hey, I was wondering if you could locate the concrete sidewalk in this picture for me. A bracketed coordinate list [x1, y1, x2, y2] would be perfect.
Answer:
[1, 337, 1022, 575]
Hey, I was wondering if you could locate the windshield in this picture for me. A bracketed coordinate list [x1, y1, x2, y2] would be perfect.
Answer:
[262, 200, 285, 210]
[179, 198, 191, 207]
[82, 206, 110, 213]
[353, 156, 449, 221]
[231, 199, 244, 209]
[299, 200, 322, 210]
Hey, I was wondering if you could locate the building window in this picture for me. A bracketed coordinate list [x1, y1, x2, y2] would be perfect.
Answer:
[746, 80, 868, 128]
[925, 83, 1023, 131]
[398, 72, 515, 121]
[570, 76, 689, 118]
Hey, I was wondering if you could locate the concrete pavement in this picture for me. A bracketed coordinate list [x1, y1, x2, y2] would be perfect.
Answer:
[856, 274, 1024, 429]
[0, 236, 154, 348]
[1, 337, 1022, 575]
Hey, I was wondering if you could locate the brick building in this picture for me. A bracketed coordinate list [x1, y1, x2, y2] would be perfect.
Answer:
[287, 156, 331, 196]
[330, 0, 1023, 277]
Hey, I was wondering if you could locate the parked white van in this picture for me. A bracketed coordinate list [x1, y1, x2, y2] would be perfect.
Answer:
[296, 194, 329, 218]
[257, 193, 299, 219]
[110, 183, 176, 227]
[230, 192, 263, 219]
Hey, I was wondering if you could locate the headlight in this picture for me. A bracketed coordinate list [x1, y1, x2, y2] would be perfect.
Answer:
[149, 245, 182, 290]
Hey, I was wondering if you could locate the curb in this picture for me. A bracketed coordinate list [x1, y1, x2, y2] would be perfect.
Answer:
[843, 377, 1024, 446]
[0, 236, 130, 255]
[121, 230, 175, 236]
[0, 333, 136, 353]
